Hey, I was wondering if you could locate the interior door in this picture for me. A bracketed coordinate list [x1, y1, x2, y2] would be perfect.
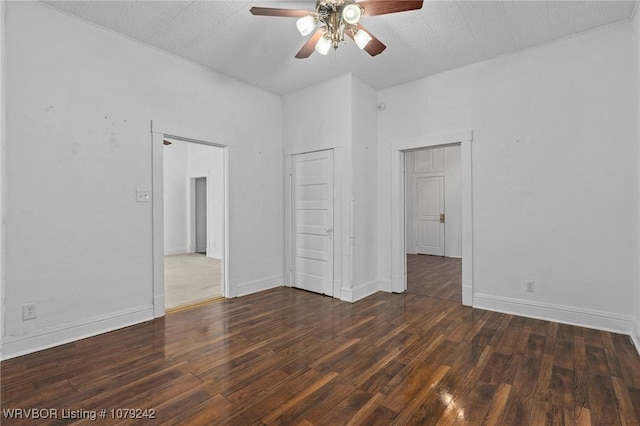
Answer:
[292, 150, 334, 295]
[415, 176, 445, 256]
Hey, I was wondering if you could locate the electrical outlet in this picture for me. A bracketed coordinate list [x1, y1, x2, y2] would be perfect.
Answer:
[525, 281, 535, 293]
[22, 302, 37, 320]
[136, 189, 151, 203]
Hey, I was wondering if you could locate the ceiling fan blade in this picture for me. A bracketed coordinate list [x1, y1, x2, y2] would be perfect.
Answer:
[347, 24, 386, 56]
[249, 7, 311, 18]
[295, 30, 324, 59]
[359, 0, 423, 17]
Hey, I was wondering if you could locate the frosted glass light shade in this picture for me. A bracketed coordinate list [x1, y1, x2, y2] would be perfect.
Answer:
[296, 15, 316, 36]
[342, 4, 362, 25]
[354, 30, 372, 49]
[315, 36, 331, 55]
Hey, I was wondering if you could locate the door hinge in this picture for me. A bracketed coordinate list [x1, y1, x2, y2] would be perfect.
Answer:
[440, 213, 445, 223]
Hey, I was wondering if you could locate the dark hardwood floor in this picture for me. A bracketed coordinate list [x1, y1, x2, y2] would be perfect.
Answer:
[407, 254, 462, 302]
[2, 288, 640, 425]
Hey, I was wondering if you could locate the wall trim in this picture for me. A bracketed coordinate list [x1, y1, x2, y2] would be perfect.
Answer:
[463, 285, 473, 305]
[378, 280, 392, 292]
[390, 130, 473, 152]
[284, 148, 345, 300]
[341, 280, 379, 302]
[283, 140, 347, 156]
[389, 129, 473, 306]
[151, 121, 231, 149]
[1, 305, 154, 360]
[632, 319, 640, 355]
[474, 293, 635, 335]
[236, 276, 283, 298]
[0, 0, 5, 358]
[164, 247, 190, 256]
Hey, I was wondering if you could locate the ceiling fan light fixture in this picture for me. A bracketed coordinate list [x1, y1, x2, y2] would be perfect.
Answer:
[354, 29, 372, 50]
[296, 15, 316, 36]
[342, 4, 362, 25]
[315, 35, 332, 55]
[251, 0, 425, 58]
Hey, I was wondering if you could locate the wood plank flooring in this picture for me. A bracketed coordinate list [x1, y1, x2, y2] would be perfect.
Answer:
[407, 254, 462, 302]
[2, 288, 640, 425]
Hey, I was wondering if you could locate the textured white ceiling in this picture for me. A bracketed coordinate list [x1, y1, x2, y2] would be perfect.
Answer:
[43, 0, 639, 94]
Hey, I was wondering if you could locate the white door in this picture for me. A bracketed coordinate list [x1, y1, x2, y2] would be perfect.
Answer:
[415, 176, 445, 256]
[292, 150, 334, 295]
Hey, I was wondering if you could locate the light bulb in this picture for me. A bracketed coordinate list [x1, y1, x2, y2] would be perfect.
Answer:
[315, 36, 331, 55]
[342, 4, 362, 25]
[354, 29, 372, 50]
[296, 15, 316, 36]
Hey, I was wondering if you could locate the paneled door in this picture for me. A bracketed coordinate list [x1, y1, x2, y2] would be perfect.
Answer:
[415, 176, 445, 256]
[291, 150, 334, 295]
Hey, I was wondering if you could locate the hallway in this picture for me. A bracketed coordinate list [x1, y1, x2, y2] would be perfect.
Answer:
[407, 254, 462, 302]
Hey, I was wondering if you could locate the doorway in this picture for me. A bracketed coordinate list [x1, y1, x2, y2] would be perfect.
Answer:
[161, 137, 225, 311]
[404, 145, 462, 302]
[289, 149, 334, 296]
[389, 130, 473, 306]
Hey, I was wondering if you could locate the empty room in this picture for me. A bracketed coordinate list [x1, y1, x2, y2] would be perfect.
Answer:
[2, 1, 640, 424]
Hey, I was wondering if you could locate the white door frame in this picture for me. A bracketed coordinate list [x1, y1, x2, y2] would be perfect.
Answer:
[289, 149, 335, 296]
[151, 122, 229, 318]
[390, 130, 474, 306]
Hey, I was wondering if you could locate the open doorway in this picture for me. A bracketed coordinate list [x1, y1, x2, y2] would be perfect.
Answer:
[162, 138, 224, 310]
[404, 145, 461, 302]
[389, 130, 473, 306]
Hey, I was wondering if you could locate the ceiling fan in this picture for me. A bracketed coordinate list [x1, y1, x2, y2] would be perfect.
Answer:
[250, 0, 424, 59]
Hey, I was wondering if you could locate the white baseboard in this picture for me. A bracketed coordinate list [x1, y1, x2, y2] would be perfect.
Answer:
[153, 293, 165, 318]
[340, 280, 380, 302]
[462, 285, 472, 306]
[164, 247, 189, 256]
[1, 305, 154, 360]
[632, 319, 640, 356]
[474, 293, 635, 335]
[379, 280, 392, 292]
[235, 275, 283, 297]
[391, 273, 403, 293]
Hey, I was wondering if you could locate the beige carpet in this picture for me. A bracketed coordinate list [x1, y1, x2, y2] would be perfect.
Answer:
[164, 253, 221, 310]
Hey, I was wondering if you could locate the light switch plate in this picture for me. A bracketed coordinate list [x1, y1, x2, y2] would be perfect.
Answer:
[136, 189, 151, 203]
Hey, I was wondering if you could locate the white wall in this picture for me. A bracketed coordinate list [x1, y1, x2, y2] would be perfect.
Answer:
[283, 74, 379, 301]
[2, 2, 282, 358]
[0, 0, 5, 356]
[632, 9, 640, 350]
[405, 145, 462, 258]
[163, 141, 224, 259]
[351, 77, 379, 294]
[379, 22, 636, 333]
[283, 75, 352, 299]
[187, 143, 224, 260]
[163, 141, 189, 255]
[283, 74, 352, 154]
